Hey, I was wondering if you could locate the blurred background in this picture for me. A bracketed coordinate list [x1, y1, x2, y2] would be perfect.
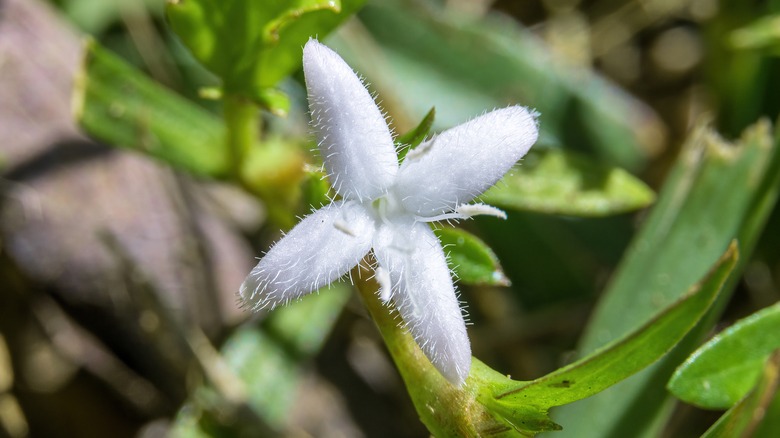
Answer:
[1, 0, 779, 436]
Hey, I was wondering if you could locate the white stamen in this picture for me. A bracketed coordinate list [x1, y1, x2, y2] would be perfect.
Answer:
[376, 266, 393, 302]
[333, 219, 356, 237]
[456, 203, 507, 219]
[416, 203, 507, 222]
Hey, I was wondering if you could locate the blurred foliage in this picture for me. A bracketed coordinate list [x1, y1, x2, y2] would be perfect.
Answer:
[553, 118, 780, 438]
[75, 39, 229, 177]
[328, 2, 659, 172]
[170, 285, 352, 436]
[2, 0, 779, 436]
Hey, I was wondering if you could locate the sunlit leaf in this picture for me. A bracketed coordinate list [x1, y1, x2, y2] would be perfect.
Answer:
[480, 149, 655, 217]
[433, 227, 509, 286]
[668, 301, 780, 409]
[166, 0, 365, 108]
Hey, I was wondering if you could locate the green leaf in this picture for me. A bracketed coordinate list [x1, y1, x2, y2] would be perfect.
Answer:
[478, 242, 737, 435]
[73, 39, 229, 177]
[166, 0, 366, 106]
[396, 107, 435, 161]
[701, 351, 780, 438]
[353, 243, 736, 437]
[255, 87, 291, 117]
[301, 167, 333, 210]
[668, 301, 780, 409]
[480, 149, 656, 217]
[552, 119, 780, 437]
[433, 227, 509, 286]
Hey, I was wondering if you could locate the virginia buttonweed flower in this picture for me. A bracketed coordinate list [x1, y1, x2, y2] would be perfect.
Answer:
[240, 40, 539, 386]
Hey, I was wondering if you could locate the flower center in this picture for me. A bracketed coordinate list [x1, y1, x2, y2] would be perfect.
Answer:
[371, 189, 407, 224]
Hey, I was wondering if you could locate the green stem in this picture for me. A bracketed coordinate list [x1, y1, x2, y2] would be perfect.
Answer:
[224, 94, 259, 180]
[352, 267, 498, 437]
[222, 95, 298, 229]
[353, 267, 421, 363]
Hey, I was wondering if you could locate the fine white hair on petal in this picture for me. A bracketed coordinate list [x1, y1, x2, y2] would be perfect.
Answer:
[303, 39, 398, 201]
[395, 106, 539, 217]
[373, 220, 472, 386]
[239, 201, 375, 311]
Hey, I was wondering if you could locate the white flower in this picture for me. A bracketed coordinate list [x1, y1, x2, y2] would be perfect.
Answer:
[240, 40, 539, 386]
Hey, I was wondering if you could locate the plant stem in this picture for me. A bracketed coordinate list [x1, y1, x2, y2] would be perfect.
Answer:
[224, 94, 259, 180]
[222, 95, 298, 229]
[352, 266, 417, 364]
[352, 266, 490, 437]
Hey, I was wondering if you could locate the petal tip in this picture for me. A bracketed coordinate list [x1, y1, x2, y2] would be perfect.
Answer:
[442, 355, 471, 387]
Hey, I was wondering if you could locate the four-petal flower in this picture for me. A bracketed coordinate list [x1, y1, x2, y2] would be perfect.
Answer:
[240, 40, 539, 386]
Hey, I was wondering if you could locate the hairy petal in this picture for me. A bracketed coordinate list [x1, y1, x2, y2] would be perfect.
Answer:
[239, 201, 374, 311]
[303, 39, 398, 201]
[395, 106, 538, 216]
[373, 220, 471, 386]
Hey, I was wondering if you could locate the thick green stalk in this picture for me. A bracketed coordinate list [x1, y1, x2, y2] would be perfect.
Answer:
[352, 267, 509, 437]
[224, 94, 259, 180]
[222, 95, 296, 229]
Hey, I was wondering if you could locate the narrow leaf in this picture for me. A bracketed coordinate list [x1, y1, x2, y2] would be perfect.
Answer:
[73, 39, 228, 177]
[433, 227, 509, 286]
[701, 351, 780, 438]
[553, 119, 780, 437]
[480, 242, 737, 431]
[669, 301, 780, 409]
[480, 149, 655, 217]
[396, 107, 435, 161]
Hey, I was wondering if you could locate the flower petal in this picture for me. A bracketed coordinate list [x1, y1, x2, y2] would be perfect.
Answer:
[395, 106, 538, 216]
[373, 220, 471, 386]
[240, 201, 374, 311]
[303, 39, 398, 201]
